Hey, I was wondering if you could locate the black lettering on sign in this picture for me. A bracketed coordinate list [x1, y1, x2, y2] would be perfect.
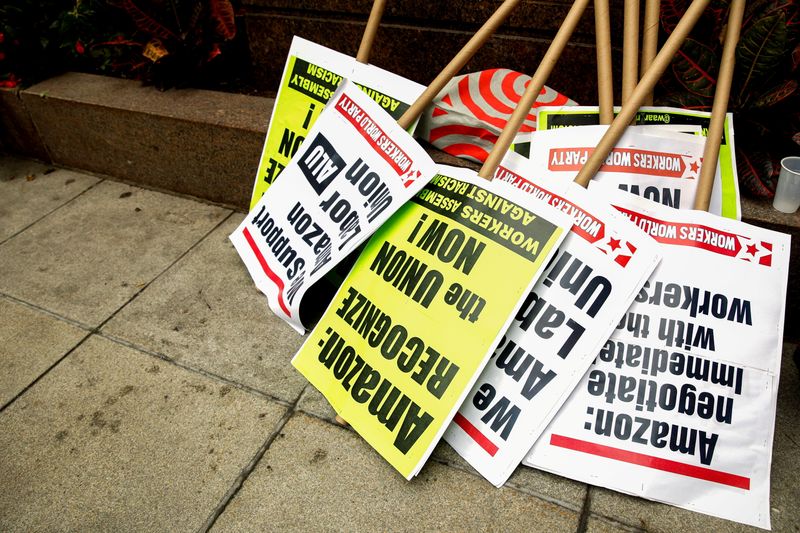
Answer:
[489, 336, 557, 400]
[288, 57, 342, 103]
[584, 406, 719, 466]
[619, 184, 681, 209]
[334, 286, 460, 399]
[278, 128, 305, 158]
[297, 134, 345, 194]
[472, 383, 520, 440]
[314, 326, 434, 454]
[514, 292, 586, 359]
[616, 312, 651, 339]
[443, 282, 486, 323]
[543, 250, 612, 318]
[264, 158, 285, 185]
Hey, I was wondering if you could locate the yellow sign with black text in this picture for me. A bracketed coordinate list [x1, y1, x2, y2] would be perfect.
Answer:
[292, 168, 569, 478]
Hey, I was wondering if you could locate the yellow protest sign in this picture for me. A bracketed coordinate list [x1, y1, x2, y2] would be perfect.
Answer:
[292, 167, 571, 478]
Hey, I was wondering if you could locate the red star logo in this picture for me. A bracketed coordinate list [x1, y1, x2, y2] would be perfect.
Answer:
[690, 161, 700, 174]
[608, 238, 621, 252]
[746, 243, 758, 256]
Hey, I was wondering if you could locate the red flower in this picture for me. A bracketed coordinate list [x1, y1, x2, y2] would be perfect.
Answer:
[208, 43, 222, 61]
[0, 33, 5, 44]
[75, 40, 85, 54]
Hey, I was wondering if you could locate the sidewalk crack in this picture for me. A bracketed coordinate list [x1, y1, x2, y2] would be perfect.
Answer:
[197, 385, 306, 532]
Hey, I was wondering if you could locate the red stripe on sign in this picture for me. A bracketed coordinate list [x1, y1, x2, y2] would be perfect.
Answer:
[454, 413, 498, 456]
[242, 227, 292, 317]
[335, 93, 411, 176]
[550, 434, 750, 490]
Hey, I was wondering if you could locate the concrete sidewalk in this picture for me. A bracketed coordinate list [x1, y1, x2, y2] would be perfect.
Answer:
[0, 155, 797, 532]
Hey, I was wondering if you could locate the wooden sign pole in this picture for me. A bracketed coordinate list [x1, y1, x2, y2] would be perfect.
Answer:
[595, 0, 614, 124]
[356, 0, 387, 64]
[640, 0, 661, 106]
[621, 0, 640, 105]
[694, 0, 745, 211]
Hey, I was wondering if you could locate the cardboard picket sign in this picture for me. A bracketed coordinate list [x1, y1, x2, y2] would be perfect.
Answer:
[524, 183, 790, 529]
[443, 151, 661, 487]
[536, 105, 741, 219]
[526, 125, 707, 213]
[248, 36, 425, 209]
[231, 80, 437, 333]
[292, 165, 572, 478]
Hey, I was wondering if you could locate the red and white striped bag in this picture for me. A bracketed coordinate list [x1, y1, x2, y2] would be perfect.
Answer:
[417, 68, 576, 163]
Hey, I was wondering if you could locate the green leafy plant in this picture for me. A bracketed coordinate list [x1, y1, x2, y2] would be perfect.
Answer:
[0, 0, 248, 90]
[658, 0, 800, 198]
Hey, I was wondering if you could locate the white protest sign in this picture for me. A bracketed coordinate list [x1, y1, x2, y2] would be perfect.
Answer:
[535, 106, 741, 219]
[525, 183, 790, 529]
[231, 80, 437, 333]
[528, 126, 706, 212]
[249, 36, 425, 208]
[444, 152, 661, 487]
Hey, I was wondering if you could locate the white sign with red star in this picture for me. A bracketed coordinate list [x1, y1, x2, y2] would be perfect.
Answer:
[443, 151, 661, 487]
[527, 126, 706, 211]
[525, 183, 791, 529]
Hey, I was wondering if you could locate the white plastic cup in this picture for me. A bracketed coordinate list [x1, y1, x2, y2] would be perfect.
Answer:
[773, 156, 800, 214]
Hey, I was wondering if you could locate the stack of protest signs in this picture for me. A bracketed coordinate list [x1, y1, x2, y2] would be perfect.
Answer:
[523, 182, 789, 529]
[519, 2, 790, 528]
[233, 0, 524, 333]
[292, 165, 572, 478]
[227, 0, 791, 528]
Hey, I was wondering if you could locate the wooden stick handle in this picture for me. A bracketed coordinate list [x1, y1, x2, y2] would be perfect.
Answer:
[694, 0, 744, 211]
[479, 0, 590, 179]
[573, 0, 711, 188]
[622, 0, 640, 105]
[640, 0, 661, 106]
[357, 0, 387, 64]
[594, 0, 614, 124]
[396, 0, 521, 130]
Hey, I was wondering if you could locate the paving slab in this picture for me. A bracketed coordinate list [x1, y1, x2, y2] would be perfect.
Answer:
[0, 334, 286, 532]
[296, 382, 339, 421]
[0, 180, 229, 326]
[212, 413, 581, 532]
[585, 516, 640, 532]
[297, 374, 587, 510]
[587, 343, 800, 532]
[103, 214, 307, 403]
[0, 297, 88, 406]
[0, 156, 99, 242]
